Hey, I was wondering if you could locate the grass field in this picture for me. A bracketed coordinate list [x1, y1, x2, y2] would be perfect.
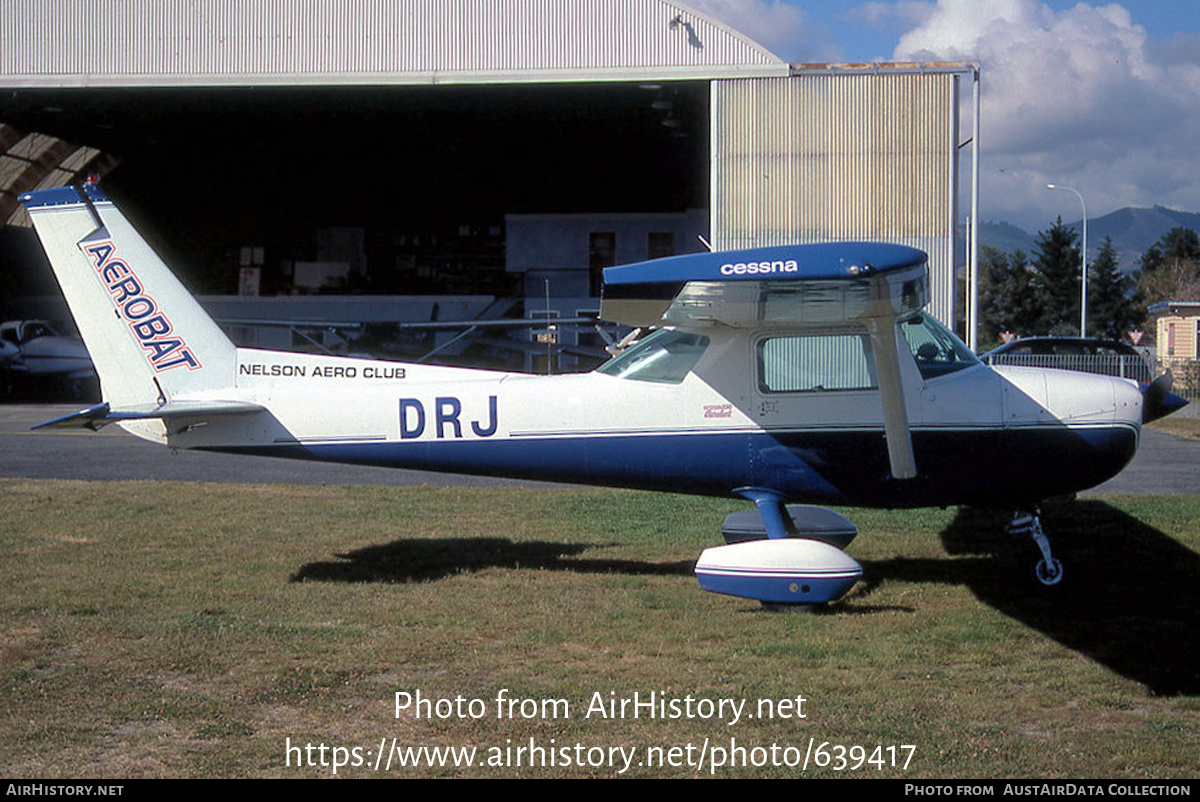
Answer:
[1151, 415, 1200, 441]
[1, 479, 1198, 778]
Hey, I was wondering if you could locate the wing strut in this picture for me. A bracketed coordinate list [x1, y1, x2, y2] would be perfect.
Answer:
[866, 317, 917, 480]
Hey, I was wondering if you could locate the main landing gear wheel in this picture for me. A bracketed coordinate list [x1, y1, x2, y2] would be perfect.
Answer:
[1007, 507, 1064, 587]
[760, 602, 820, 613]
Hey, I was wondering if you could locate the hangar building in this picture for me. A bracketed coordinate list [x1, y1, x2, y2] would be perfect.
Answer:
[0, 0, 979, 370]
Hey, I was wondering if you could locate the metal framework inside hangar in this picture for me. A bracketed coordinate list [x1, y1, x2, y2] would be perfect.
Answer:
[0, 0, 978, 343]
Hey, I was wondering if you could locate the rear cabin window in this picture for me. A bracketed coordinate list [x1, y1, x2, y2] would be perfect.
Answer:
[758, 332, 878, 393]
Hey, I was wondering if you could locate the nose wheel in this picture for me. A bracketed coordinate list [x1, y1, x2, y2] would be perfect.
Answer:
[1034, 556, 1064, 586]
[1007, 508, 1064, 587]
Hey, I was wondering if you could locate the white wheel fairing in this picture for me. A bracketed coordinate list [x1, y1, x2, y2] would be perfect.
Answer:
[695, 539, 862, 604]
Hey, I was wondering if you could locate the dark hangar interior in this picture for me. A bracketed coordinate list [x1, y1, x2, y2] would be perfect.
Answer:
[1, 81, 710, 298]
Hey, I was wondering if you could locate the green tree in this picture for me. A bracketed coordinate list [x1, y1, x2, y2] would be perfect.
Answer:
[1139, 227, 1200, 275]
[1138, 227, 1200, 306]
[979, 246, 1041, 344]
[1031, 217, 1082, 335]
[1086, 237, 1142, 339]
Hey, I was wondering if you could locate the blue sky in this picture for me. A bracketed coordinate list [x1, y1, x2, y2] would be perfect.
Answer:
[688, 0, 1200, 231]
[723, 0, 1200, 62]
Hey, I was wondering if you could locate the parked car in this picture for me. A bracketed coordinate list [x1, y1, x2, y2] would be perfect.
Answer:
[0, 319, 98, 400]
[980, 336, 1153, 384]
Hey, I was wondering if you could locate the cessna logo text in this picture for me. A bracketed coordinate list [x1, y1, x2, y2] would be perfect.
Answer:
[720, 259, 799, 276]
[83, 240, 200, 371]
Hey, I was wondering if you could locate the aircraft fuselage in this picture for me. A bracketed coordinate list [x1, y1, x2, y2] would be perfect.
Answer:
[143, 324, 1143, 509]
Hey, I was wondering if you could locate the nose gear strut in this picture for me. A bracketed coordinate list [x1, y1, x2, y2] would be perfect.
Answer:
[1007, 508, 1064, 586]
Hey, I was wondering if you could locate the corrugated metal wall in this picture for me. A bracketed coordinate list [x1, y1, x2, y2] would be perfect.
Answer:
[0, 0, 786, 87]
[711, 73, 960, 326]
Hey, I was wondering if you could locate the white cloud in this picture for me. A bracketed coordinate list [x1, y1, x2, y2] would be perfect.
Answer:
[684, 0, 840, 61]
[890, 0, 1200, 228]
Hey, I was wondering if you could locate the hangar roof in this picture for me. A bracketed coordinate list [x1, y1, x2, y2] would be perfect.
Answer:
[0, 124, 119, 227]
[0, 0, 787, 88]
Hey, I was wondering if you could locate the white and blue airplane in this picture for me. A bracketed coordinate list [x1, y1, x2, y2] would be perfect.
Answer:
[18, 181, 1187, 607]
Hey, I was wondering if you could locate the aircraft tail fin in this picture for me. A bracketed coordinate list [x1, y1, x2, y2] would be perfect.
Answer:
[19, 183, 237, 408]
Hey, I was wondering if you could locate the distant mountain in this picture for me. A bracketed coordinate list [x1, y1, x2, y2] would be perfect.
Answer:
[979, 221, 1035, 256]
[978, 206, 1200, 273]
[1087, 206, 1200, 270]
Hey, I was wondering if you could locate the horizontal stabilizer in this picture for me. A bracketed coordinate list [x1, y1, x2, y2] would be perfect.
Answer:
[34, 400, 265, 431]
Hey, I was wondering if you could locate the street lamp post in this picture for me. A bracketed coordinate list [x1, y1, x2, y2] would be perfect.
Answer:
[1046, 184, 1088, 338]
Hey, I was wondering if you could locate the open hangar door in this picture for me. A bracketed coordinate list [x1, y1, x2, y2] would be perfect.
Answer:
[1, 80, 711, 300]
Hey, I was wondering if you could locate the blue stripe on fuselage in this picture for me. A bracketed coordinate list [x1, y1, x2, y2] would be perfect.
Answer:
[207, 424, 1138, 507]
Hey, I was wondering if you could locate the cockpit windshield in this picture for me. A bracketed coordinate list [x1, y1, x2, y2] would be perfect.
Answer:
[596, 329, 710, 384]
[900, 314, 979, 378]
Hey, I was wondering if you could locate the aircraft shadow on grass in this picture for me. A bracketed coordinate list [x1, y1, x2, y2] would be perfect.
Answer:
[294, 500, 1200, 695]
[856, 501, 1200, 696]
[291, 538, 694, 585]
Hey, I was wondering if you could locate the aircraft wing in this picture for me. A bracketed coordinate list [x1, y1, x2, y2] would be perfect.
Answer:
[34, 400, 266, 431]
[600, 242, 927, 328]
[600, 243, 927, 480]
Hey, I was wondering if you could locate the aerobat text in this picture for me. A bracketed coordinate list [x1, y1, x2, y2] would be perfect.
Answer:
[83, 240, 200, 372]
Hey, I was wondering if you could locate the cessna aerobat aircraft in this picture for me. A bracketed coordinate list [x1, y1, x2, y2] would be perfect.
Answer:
[19, 181, 1186, 607]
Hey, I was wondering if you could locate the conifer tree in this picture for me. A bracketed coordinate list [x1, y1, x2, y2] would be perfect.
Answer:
[1087, 237, 1141, 339]
[1031, 217, 1082, 335]
[979, 246, 1041, 345]
[1139, 227, 1200, 275]
[1138, 227, 1200, 306]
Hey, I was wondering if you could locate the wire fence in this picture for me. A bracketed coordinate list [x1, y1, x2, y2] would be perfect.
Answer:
[983, 353, 1154, 384]
[984, 353, 1200, 417]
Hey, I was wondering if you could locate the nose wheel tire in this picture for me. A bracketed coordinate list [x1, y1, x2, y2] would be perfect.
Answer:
[1035, 557, 1064, 587]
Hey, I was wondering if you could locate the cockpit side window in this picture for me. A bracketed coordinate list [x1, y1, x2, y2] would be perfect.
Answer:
[596, 329, 710, 384]
[900, 314, 979, 378]
[758, 331, 878, 393]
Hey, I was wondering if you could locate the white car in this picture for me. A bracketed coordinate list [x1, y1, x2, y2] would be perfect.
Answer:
[0, 319, 97, 399]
